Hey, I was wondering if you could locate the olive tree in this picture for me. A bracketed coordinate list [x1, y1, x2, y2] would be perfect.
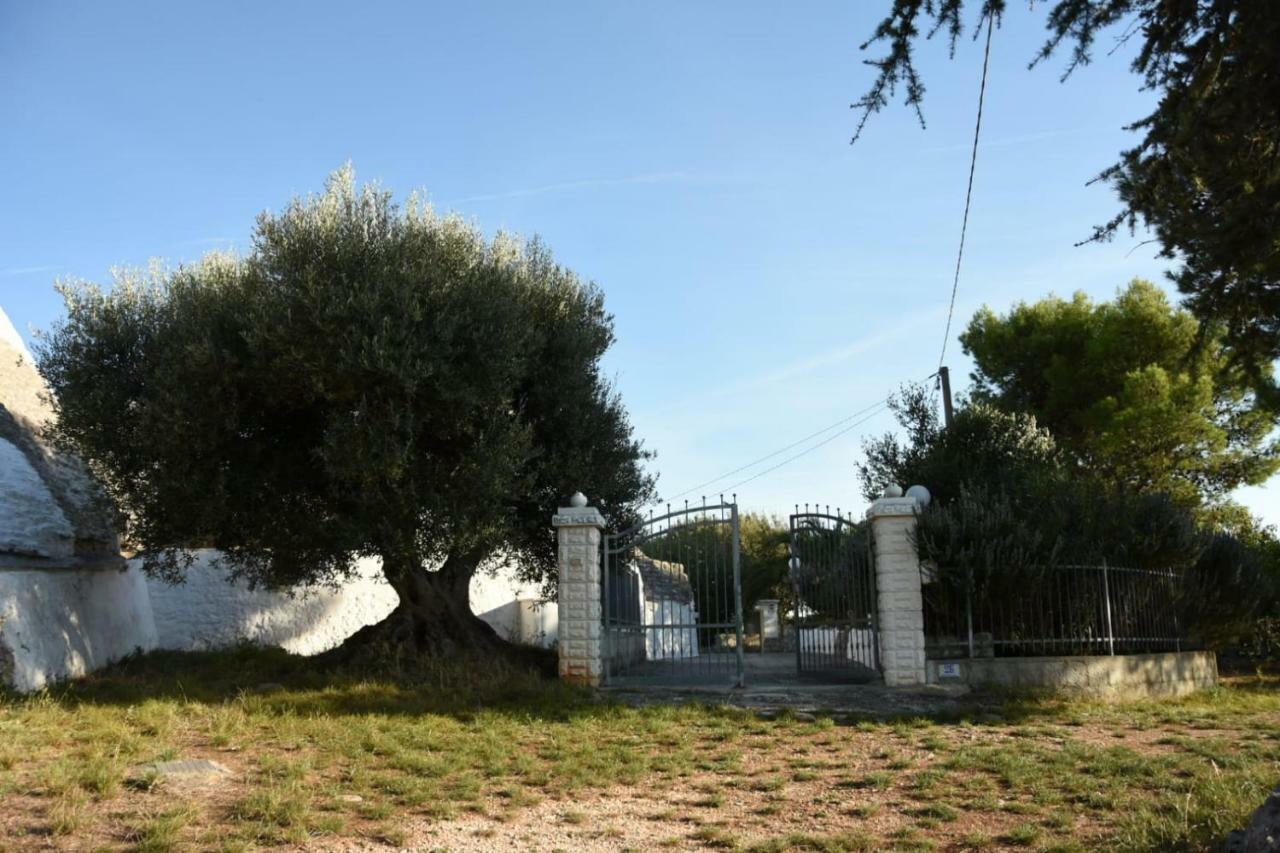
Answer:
[38, 167, 655, 664]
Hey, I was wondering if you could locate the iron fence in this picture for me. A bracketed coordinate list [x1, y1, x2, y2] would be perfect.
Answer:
[923, 563, 1191, 659]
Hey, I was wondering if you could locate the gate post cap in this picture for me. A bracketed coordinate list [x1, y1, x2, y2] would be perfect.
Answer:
[905, 485, 931, 507]
[553, 494, 605, 527]
[882, 484, 904, 498]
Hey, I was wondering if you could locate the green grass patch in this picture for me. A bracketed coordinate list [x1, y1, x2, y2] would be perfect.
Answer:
[1, 649, 1277, 851]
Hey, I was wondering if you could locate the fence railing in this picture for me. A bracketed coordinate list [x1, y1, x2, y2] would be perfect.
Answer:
[923, 563, 1190, 659]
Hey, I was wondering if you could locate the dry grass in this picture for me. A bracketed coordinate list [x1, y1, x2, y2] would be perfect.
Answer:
[0, 647, 1277, 851]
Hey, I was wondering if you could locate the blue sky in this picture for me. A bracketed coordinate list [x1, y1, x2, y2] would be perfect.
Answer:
[2, 2, 1274, 523]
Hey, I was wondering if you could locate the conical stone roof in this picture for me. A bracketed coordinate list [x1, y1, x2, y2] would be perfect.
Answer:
[0, 307, 120, 567]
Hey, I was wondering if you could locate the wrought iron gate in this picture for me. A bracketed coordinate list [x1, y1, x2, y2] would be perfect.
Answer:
[788, 508, 880, 682]
[602, 500, 744, 686]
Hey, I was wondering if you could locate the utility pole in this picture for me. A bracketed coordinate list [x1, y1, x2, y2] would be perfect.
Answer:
[938, 366, 955, 429]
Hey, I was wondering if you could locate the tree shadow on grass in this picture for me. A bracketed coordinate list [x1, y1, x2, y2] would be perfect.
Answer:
[3, 645, 604, 723]
[9, 646, 1278, 729]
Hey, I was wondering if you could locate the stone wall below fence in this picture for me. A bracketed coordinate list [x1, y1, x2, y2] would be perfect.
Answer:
[926, 650, 1218, 699]
[0, 561, 159, 692]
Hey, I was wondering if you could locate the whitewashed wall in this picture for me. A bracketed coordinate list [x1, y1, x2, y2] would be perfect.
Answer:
[143, 551, 558, 655]
[643, 599, 699, 659]
[0, 563, 158, 692]
[1, 306, 159, 693]
[798, 626, 877, 667]
[142, 551, 398, 656]
[470, 565, 558, 648]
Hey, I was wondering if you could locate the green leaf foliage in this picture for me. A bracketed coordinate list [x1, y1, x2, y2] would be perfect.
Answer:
[961, 280, 1279, 510]
[36, 166, 655, 592]
[914, 481, 1269, 648]
[860, 379, 1274, 647]
[857, 383, 1060, 505]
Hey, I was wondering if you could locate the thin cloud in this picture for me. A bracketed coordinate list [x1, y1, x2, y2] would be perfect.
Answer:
[172, 236, 238, 248]
[444, 171, 713, 205]
[0, 265, 55, 278]
[708, 306, 946, 399]
[919, 127, 1101, 155]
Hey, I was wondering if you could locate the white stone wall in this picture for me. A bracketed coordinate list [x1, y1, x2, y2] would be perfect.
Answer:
[1, 304, 160, 693]
[142, 551, 399, 656]
[868, 496, 927, 686]
[470, 566, 558, 648]
[799, 626, 877, 668]
[643, 600, 699, 659]
[143, 551, 555, 656]
[0, 563, 158, 692]
[1, 545, 556, 691]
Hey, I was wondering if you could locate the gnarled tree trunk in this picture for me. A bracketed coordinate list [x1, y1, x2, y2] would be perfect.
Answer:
[331, 549, 555, 676]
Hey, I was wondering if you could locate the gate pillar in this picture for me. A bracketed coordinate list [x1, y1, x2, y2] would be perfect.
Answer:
[553, 492, 606, 685]
[867, 486, 927, 686]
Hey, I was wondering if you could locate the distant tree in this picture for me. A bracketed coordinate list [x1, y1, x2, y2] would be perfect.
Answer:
[641, 512, 791, 620]
[739, 513, 791, 610]
[961, 279, 1279, 509]
[37, 167, 655, 665]
[854, 1, 1280, 403]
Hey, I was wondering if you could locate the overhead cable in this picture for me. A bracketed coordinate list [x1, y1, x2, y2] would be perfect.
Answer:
[938, 11, 995, 369]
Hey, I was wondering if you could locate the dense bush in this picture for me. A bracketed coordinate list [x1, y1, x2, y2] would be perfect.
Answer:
[866, 384, 1272, 650]
[914, 482, 1269, 649]
[858, 384, 1059, 505]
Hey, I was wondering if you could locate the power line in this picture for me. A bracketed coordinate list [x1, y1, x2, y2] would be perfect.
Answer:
[938, 11, 995, 370]
[661, 396, 892, 503]
[720, 401, 890, 495]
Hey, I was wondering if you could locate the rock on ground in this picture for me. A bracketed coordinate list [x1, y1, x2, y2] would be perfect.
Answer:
[1226, 785, 1280, 852]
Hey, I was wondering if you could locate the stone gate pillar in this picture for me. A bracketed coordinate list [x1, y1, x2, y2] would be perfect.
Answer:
[867, 485, 928, 687]
[552, 492, 606, 685]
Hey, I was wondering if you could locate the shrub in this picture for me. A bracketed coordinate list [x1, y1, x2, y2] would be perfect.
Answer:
[914, 483, 1267, 650]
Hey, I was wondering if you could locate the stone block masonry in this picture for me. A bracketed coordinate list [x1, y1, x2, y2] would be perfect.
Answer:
[553, 493, 606, 685]
[867, 493, 928, 687]
[927, 651, 1217, 699]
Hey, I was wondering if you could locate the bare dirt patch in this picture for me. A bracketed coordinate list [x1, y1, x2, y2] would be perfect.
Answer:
[2, 653, 1278, 851]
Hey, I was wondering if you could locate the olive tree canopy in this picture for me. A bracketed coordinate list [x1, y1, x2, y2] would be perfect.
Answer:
[38, 166, 655, 663]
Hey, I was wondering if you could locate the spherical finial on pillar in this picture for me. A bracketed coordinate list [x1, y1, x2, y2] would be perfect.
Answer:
[882, 484, 904, 499]
[569, 491, 588, 508]
[905, 484, 931, 507]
